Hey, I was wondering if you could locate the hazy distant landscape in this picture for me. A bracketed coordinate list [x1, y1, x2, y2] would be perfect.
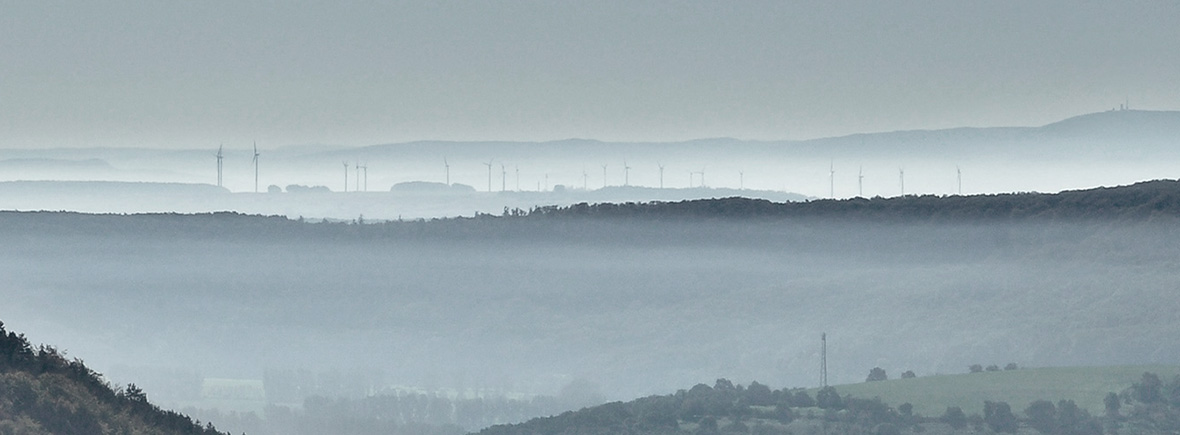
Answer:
[5, 182, 1180, 433]
[0, 109, 1178, 221]
[5, 2, 1180, 433]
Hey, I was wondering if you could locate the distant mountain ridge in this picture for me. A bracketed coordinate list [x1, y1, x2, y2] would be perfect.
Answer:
[306, 109, 1180, 161]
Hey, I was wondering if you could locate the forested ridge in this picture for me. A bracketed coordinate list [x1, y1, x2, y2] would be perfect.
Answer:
[477, 373, 1180, 435]
[3, 179, 1180, 240]
[0, 321, 225, 434]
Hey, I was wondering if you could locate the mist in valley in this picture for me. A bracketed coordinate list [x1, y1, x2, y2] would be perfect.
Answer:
[3, 210, 1179, 432]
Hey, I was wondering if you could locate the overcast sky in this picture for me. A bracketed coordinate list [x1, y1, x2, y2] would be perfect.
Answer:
[2, 1, 1178, 149]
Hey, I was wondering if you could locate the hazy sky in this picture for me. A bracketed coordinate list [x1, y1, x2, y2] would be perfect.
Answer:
[2, 1, 1178, 148]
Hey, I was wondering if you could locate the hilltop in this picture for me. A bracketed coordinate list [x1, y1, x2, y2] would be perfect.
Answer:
[0, 321, 225, 434]
[477, 368, 1180, 434]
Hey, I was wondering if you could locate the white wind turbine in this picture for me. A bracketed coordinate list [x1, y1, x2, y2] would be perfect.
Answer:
[484, 159, 494, 192]
[342, 161, 349, 192]
[215, 144, 223, 188]
[252, 142, 260, 193]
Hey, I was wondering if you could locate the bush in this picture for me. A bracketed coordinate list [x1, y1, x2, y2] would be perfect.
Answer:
[941, 406, 967, 429]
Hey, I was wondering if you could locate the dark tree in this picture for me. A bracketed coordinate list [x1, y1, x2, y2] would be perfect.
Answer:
[790, 390, 815, 408]
[985, 364, 1001, 372]
[983, 401, 1018, 433]
[744, 381, 773, 406]
[900, 370, 916, 379]
[941, 406, 967, 429]
[1004, 363, 1019, 370]
[1133, 372, 1163, 403]
[816, 386, 843, 410]
[1104, 392, 1121, 418]
[969, 364, 983, 373]
[1025, 400, 1056, 434]
[898, 403, 913, 419]
[866, 367, 888, 382]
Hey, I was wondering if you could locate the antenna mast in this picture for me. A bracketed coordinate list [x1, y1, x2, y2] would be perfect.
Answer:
[821, 333, 828, 388]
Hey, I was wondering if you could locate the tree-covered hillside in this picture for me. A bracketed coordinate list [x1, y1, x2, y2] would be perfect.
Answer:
[0, 321, 225, 434]
[477, 372, 1180, 435]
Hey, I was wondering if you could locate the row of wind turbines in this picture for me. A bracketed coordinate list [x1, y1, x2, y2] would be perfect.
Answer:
[215, 143, 261, 192]
[832, 162, 964, 198]
[213, 146, 967, 197]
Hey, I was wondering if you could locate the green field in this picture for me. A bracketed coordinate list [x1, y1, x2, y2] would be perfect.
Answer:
[814, 365, 1180, 417]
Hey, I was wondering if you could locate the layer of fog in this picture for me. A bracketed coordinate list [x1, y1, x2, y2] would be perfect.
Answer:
[2, 216, 1179, 429]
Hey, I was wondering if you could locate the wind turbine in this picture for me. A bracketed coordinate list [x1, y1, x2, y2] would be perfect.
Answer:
[444, 157, 450, 185]
[515, 165, 520, 191]
[252, 142, 259, 193]
[956, 165, 962, 195]
[657, 162, 665, 189]
[355, 161, 361, 192]
[484, 159, 494, 192]
[623, 160, 631, 186]
[500, 163, 506, 192]
[544, 173, 549, 191]
[739, 170, 744, 190]
[858, 166, 864, 197]
[829, 160, 835, 199]
[342, 161, 349, 192]
[582, 168, 589, 190]
[215, 144, 223, 188]
[700, 167, 706, 188]
[361, 163, 368, 192]
[601, 164, 608, 188]
[899, 167, 905, 196]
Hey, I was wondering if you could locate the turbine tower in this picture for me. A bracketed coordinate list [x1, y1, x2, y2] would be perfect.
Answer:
[739, 170, 744, 190]
[657, 163, 665, 189]
[500, 163, 506, 192]
[821, 333, 828, 388]
[956, 165, 962, 195]
[829, 160, 835, 198]
[601, 164, 608, 188]
[484, 159, 494, 192]
[444, 157, 450, 185]
[858, 166, 864, 197]
[899, 167, 905, 196]
[342, 161, 349, 192]
[361, 163, 368, 192]
[215, 144, 223, 188]
[355, 161, 361, 192]
[515, 166, 520, 191]
[252, 142, 259, 193]
[623, 160, 631, 186]
[582, 168, 588, 190]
